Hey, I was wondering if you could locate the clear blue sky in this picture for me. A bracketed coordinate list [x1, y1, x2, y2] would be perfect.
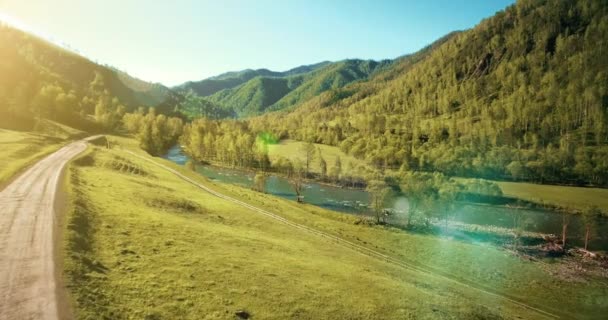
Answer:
[0, 0, 514, 86]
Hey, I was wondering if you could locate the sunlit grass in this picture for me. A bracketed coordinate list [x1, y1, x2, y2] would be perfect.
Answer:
[0, 122, 83, 185]
[267, 139, 370, 175]
[62, 136, 608, 319]
[495, 180, 608, 212]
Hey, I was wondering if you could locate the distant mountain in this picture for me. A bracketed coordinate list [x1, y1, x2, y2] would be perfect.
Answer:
[176, 61, 331, 97]
[201, 59, 391, 117]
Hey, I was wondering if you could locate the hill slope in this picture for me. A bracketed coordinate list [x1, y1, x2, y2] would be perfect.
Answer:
[0, 23, 182, 131]
[175, 61, 331, 97]
[206, 59, 391, 117]
[62, 136, 608, 319]
[248, 0, 608, 186]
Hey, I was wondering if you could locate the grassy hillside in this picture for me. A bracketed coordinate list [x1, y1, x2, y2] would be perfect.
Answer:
[494, 180, 608, 211]
[63, 136, 607, 319]
[248, 0, 608, 187]
[0, 23, 182, 132]
[267, 139, 371, 176]
[205, 59, 391, 117]
[0, 121, 84, 185]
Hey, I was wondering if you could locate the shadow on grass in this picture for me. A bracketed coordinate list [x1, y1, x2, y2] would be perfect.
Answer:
[64, 156, 114, 317]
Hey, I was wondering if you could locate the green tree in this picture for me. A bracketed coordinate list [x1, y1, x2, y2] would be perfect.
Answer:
[185, 160, 196, 171]
[581, 206, 602, 251]
[290, 160, 305, 203]
[318, 148, 327, 180]
[302, 142, 316, 177]
[253, 172, 267, 193]
[506, 160, 524, 181]
[367, 180, 391, 224]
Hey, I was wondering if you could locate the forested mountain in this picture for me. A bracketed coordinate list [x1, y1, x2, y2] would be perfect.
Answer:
[176, 61, 331, 97]
[0, 23, 182, 131]
[241, 0, 608, 186]
[204, 59, 392, 117]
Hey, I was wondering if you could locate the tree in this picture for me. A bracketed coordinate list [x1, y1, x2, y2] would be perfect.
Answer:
[253, 172, 267, 193]
[318, 148, 327, 180]
[509, 201, 529, 249]
[290, 160, 305, 203]
[400, 172, 436, 228]
[329, 155, 342, 182]
[560, 209, 571, 249]
[437, 182, 460, 230]
[185, 160, 196, 171]
[367, 179, 390, 224]
[302, 142, 316, 177]
[581, 206, 602, 251]
[506, 160, 524, 181]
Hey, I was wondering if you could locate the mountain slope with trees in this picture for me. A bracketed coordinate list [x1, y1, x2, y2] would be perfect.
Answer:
[175, 61, 331, 97]
[242, 0, 608, 187]
[204, 59, 392, 117]
[0, 23, 182, 131]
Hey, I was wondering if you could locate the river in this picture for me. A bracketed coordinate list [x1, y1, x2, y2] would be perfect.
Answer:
[165, 145, 608, 250]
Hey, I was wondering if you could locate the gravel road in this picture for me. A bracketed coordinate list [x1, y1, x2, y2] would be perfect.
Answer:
[0, 139, 92, 320]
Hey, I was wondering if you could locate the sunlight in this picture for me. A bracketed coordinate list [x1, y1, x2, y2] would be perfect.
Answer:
[0, 11, 50, 42]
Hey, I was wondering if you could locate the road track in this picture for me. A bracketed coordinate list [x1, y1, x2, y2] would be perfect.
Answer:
[0, 137, 99, 320]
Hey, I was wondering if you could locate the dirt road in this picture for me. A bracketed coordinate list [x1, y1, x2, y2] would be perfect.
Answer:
[0, 138, 94, 320]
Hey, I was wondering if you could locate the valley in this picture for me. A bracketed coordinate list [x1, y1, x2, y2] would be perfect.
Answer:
[1, 0, 607, 319]
[62, 136, 606, 319]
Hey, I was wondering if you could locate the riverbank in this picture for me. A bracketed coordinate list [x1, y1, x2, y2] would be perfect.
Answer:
[264, 139, 608, 214]
[65, 136, 608, 319]
[167, 145, 608, 251]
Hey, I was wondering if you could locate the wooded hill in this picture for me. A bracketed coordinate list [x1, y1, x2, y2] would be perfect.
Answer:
[175, 61, 331, 97]
[240, 0, 608, 186]
[178, 59, 392, 118]
[0, 23, 182, 131]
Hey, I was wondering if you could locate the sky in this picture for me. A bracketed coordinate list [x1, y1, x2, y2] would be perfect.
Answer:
[0, 0, 514, 86]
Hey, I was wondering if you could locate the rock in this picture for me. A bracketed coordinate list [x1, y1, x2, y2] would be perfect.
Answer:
[235, 310, 250, 319]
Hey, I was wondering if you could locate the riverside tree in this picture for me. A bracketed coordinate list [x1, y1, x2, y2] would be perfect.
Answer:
[366, 179, 391, 224]
[302, 142, 316, 177]
[123, 108, 183, 156]
[290, 160, 305, 203]
[581, 206, 602, 251]
[253, 172, 267, 193]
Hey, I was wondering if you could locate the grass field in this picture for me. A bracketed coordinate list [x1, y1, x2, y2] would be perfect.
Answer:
[62, 136, 608, 319]
[495, 181, 608, 212]
[0, 121, 84, 185]
[270, 140, 608, 212]
[267, 139, 371, 175]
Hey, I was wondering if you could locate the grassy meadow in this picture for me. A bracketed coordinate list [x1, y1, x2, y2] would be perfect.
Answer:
[270, 139, 608, 212]
[0, 121, 84, 185]
[495, 181, 608, 212]
[267, 139, 371, 175]
[61, 136, 608, 319]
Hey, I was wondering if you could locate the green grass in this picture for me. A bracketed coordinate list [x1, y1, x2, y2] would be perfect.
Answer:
[495, 181, 608, 212]
[0, 121, 84, 185]
[62, 136, 608, 319]
[269, 140, 608, 213]
[267, 139, 370, 175]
